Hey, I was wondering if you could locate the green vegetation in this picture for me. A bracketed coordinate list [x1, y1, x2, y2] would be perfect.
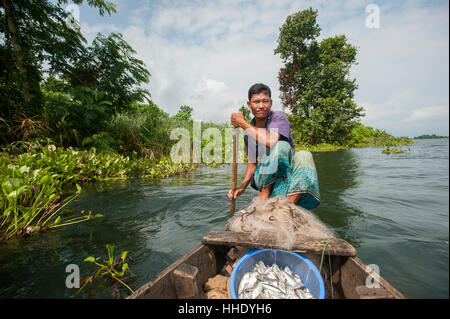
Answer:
[291, 121, 414, 152]
[0, 144, 100, 241]
[0, 142, 193, 240]
[382, 146, 405, 155]
[80, 244, 136, 298]
[239, 105, 252, 122]
[414, 134, 448, 139]
[348, 124, 413, 148]
[1, 0, 117, 124]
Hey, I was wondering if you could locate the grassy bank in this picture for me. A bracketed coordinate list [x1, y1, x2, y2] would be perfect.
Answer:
[347, 124, 414, 148]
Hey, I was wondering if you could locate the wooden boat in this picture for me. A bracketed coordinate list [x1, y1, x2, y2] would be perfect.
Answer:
[128, 229, 405, 299]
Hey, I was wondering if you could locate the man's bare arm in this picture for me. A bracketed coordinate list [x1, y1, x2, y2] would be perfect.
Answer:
[243, 124, 280, 149]
[227, 162, 257, 200]
[240, 162, 257, 189]
[230, 112, 280, 148]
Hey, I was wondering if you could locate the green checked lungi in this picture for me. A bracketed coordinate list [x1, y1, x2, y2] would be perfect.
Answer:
[251, 141, 321, 210]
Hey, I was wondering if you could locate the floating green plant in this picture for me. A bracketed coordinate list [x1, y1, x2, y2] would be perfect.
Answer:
[382, 146, 404, 155]
[78, 244, 136, 298]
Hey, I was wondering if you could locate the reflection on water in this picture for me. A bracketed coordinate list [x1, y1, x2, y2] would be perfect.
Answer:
[313, 149, 363, 247]
[0, 139, 448, 299]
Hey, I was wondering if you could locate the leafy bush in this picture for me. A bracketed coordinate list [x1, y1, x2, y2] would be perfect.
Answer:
[107, 102, 172, 158]
[348, 124, 414, 147]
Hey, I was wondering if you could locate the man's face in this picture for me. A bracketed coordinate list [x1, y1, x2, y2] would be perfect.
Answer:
[247, 92, 272, 120]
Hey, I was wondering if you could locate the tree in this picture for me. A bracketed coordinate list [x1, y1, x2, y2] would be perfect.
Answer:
[174, 105, 193, 121]
[239, 105, 252, 122]
[0, 0, 116, 121]
[66, 32, 151, 115]
[274, 8, 364, 145]
[43, 33, 151, 143]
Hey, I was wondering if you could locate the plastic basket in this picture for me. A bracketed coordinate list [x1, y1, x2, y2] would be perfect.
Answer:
[229, 249, 325, 299]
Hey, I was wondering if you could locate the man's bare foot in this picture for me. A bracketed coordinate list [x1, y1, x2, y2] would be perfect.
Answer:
[287, 193, 303, 205]
[258, 184, 273, 200]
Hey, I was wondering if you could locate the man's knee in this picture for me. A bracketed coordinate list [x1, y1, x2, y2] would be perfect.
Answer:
[293, 150, 313, 161]
[271, 140, 292, 158]
[293, 150, 316, 170]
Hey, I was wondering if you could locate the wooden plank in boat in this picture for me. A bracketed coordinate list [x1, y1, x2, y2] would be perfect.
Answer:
[128, 245, 218, 299]
[202, 230, 356, 257]
[355, 285, 394, 299]
[340, 257, 405, 299]
[171, 263, 205, 299]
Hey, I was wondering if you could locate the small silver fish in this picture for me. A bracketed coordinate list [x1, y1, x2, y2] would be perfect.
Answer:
[284, 271, 303, 290]
[238, 272, 251, 296]
[256, 261, 268, 273]
[284, 266, 292, 276]
[249, 282, 264, 299]
[261, 283, 282, 294]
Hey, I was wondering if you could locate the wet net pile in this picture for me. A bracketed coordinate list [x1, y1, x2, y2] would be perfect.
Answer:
[226, 196, 335, 250]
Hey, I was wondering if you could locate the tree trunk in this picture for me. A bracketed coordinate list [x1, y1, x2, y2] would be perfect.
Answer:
[2, 0, 32, 102]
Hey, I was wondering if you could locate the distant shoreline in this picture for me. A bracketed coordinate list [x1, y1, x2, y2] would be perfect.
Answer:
[414, 135, 449, 139]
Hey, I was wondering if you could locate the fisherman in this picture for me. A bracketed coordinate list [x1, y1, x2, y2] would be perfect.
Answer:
[227, 83, 320, 210]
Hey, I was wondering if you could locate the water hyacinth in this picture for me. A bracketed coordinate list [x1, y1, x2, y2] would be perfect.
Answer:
[0, 143, 194, 240]
[79, 244, 136, 298]
[0, 146, 102, 240]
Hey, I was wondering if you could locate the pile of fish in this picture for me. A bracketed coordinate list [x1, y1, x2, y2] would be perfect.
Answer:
[238, 261, 315, 299]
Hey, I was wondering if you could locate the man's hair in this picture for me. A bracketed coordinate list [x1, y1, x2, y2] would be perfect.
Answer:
[248, 83, 271, 101]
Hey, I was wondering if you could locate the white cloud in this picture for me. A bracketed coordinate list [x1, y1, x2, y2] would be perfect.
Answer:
[203, 79, 226, 92]
[80, 22, 120, 43]
[361, 89, 416, 123]
[119, 1, 286, 122]
[404, 105, 449, 123]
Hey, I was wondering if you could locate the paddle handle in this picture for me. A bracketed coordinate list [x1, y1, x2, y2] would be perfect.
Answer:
[230, 127, 239, 216]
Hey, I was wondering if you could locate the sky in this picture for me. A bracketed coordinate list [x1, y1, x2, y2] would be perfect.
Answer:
[70, 0, 449, 137]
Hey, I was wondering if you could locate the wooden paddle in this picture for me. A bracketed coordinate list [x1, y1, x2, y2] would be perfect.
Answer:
[230, 127, 239, 216]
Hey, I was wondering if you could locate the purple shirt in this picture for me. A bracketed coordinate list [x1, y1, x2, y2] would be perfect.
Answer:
[244, 111, 295, 162]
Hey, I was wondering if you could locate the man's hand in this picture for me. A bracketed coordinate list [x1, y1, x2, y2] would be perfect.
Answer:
[230, 112, 246, 128]
[227, 185, 246, 200]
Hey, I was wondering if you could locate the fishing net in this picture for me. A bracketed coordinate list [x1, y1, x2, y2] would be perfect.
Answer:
[226, 196, 335, 250]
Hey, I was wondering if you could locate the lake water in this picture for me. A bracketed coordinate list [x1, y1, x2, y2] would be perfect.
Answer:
[0, 139, 448, 299]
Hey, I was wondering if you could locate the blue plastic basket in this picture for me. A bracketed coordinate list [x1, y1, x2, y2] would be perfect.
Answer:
[229, 249, 325, 299]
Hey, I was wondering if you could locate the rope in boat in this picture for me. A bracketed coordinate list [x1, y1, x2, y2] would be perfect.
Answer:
[319, 239, 330, 273]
